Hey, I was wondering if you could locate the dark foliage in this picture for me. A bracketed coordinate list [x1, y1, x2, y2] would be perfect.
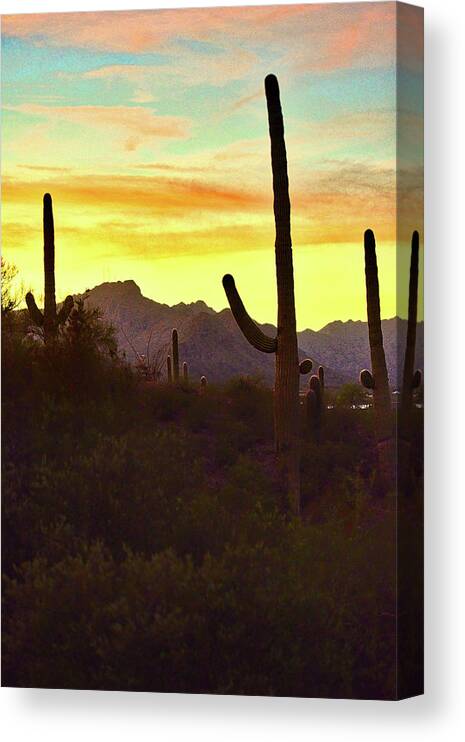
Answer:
[2, 312, 423, 698]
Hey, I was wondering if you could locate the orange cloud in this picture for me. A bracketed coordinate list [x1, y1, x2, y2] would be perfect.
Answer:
[18, 164, 72, 173]
[2, 3, 421, 75]
[301, 2, 396, 73]
[1, 7, 314, 53]
[2, 157, 412, 251]
[2, 173, 269, 217]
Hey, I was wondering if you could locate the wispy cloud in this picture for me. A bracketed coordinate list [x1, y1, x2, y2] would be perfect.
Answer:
[18, 164, 73, 173]
[6, 103, 191, 151]
[60, 43, 257, 89]
[2, 173, 269, 216]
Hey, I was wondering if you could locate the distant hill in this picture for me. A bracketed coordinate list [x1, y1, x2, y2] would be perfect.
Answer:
[83, 280, 423, 388]
[298, 317, 424, 389]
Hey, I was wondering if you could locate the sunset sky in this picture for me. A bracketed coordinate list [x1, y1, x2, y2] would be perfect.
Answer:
[1, 2, 423, 329]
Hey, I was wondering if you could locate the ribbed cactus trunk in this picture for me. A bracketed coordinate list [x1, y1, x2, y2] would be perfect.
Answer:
[167, 355, 172, 384]
[400, 231, 419, 426]
[307, 375, 322, 443]
[42, 193, 57, 343]
[399, 231, 421, 494]
[363, 229, 394, 492]
[172, 329, 180, 383]
[266, 75, 300, 514]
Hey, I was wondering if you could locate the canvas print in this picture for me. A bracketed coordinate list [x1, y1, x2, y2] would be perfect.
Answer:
[1, 2, 423, 699]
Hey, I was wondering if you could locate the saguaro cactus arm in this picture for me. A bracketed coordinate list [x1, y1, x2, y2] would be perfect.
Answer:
[309, 374, 321, 399]
[222, 274, 277, 353]
[299, 358, 313, 375]
[25, 292, 44, 326]
[57, 295, 74, 324]
[306, 388, 318, 423]
[360, 369, 375, 389]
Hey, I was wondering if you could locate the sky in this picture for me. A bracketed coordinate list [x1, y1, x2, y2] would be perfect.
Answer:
[1, 2, 423, 330]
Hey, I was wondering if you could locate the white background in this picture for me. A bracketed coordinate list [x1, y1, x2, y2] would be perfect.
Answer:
[1, 0, 464, 739]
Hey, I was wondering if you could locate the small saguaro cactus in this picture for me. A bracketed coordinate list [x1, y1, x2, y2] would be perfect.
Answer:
[171, 329, 180, 383]
[222, 74, 311, 516]
[183, 361, 189, 385]
[306, 374, 323, 442]
[359, 229, 394, 493]
[317, 365, 325, 417]
[25, 193, 73, 343]
[167, 355, 173, 384]
[399, 231, 422, 493]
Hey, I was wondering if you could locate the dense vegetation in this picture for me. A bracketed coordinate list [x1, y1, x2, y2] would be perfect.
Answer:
[1, 290, 423, 698]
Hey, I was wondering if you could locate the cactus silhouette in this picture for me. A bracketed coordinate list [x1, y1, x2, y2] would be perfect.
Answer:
[306, 388, 318, 434]
[171, 329, 180, 383]
[167, 355, 172, 384]
[359, 229, 394, 493]
[222, 75, 310, 515]
[317, 366, 325, 426]
[25, 194, 73, 342]
[307, 374, 323, 442]
[183, 361, 189, 385]
[399, 231, 422, 493]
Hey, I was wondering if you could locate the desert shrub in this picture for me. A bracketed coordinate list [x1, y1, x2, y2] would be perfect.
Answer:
[2, 306, 421, 699]
[224, 376, 273, 437]
[2, 515, 396, 698]
[334, 383, 370, 409]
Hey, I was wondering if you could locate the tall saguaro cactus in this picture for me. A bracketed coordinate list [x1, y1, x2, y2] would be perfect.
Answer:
[359, 229, 394, 492]
[399, 231, 422, 493]
[222, 75, 310, 515]
[26, 193, 73, 342]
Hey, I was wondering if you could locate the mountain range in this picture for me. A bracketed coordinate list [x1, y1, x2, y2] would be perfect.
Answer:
[84, 280, 424, 388]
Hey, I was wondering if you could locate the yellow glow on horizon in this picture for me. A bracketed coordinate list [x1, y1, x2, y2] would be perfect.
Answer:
[1, 3, 423, 331]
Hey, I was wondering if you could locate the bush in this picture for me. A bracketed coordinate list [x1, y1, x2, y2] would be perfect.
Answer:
[3, 517, 397, 697]
[2, 313, 422, 698]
